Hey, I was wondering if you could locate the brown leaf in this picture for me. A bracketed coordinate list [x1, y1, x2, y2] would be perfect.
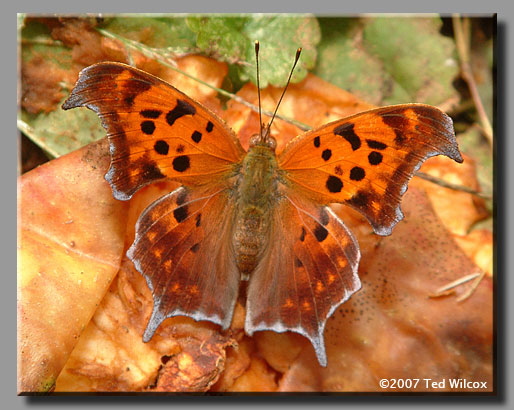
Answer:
[17, 139, 128, 393]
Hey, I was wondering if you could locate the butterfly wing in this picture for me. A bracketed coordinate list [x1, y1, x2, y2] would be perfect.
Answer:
[63, 62, 245, 338]
[63, 62, 245, 200]
[245, 193, 361, 366]
[278, 104, 463, 235]
[127, 184, 240, 339]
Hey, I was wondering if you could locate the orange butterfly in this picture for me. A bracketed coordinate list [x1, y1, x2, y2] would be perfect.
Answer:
[63, 51, 462, 367]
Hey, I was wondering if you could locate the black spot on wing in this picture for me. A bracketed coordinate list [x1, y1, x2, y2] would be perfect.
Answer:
[313, 225, 328, 242]
[368, 151, 383, 165]
[173, 205, 188, 223]
[191, 243, 200, 253]
[334, 122, 361, 151]
[300, 227, 306, 242]
[366, 139, 387, 150]
[206, 121, 214, 132]
[195, 213, 202, 227]
[141, 120, 155, 135]
[350, 166, 365, 181]
[191, 131, 202, 143]
[166, 99, 196, 127]
[140, 109, 162, 119]
[322, 149, 332, 161]
[154, 140, 169, 155]
[295, 257, 303, 268]
[313, 136, 320, 148]
[326, 175, 343, 193]
[172, 155, 190, 172]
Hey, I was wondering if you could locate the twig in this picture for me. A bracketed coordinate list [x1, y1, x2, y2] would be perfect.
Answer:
[452, 14, 493, 145]
[97, 28, 311, 131]
[429, 271, 486, 302]
[415, 171, 491, 200]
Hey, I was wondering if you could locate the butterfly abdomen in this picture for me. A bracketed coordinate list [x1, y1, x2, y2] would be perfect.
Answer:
[232, 145, 279, 280]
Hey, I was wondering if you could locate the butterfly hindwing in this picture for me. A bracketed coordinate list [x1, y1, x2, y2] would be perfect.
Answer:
[127, 184, 240, 340]
[245, 193, 361, 366]
[62, 62, 245, 200]
[278, 104, 463, 235]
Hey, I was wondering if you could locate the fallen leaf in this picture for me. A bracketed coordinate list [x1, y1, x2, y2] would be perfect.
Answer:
[17, 139, 128, 393]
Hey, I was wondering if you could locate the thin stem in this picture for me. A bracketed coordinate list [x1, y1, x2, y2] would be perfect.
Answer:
[97, 28, 311, 131]
[415, 171, 491, 199]
[429, 271, 483, 300]
[452, 14, 493, 144]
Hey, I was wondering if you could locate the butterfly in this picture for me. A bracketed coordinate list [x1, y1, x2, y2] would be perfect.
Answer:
[62, 52, 462, 367]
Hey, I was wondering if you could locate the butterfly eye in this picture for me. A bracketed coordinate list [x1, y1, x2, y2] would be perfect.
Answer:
[267, 136, 277, 151]
[249, 134, 261, 147]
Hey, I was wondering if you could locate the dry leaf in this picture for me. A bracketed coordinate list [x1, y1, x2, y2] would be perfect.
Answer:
[17, 139, 128, 392]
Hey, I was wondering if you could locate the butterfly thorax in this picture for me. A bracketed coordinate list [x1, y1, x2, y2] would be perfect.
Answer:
[233, 136, 280, 280]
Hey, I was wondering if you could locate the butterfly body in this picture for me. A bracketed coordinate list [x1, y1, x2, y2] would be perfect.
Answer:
[63, 61, 463, 367]
[233, 136, 280, 278]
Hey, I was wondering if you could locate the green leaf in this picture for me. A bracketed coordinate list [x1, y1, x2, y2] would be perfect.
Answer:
[314, 18, 386, 105]
[315, 16, 459, 106]
[100, 16, 197, 55]
[187, 15, 321, 87]
[20, 96, 104, 158]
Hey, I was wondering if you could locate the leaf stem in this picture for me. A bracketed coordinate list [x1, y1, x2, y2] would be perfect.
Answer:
[452, 14, 493, 145]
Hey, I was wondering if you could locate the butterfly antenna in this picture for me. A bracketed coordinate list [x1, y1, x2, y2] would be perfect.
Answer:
[254, 40, 264, 141]
[265, 47, 302, 139]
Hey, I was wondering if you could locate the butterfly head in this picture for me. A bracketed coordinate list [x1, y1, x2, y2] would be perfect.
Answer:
[249, 132, 277, 151]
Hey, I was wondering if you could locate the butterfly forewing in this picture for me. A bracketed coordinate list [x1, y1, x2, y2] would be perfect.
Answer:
[127, 185, 240, 339]
[245, 193, 361, 366]
[278, 104, 463, 235]
[62, 62, 245, 200]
